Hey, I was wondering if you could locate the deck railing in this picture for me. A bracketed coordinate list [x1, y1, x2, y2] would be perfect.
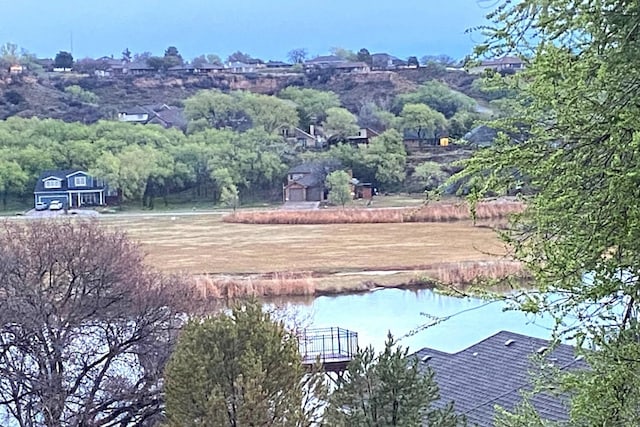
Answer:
[298, 327, 358, 364]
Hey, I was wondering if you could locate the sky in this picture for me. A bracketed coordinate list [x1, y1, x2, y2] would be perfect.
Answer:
[1, 0, 494, 62]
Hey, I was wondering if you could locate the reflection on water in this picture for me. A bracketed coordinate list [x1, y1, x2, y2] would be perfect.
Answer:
[276, 288, 556, 353]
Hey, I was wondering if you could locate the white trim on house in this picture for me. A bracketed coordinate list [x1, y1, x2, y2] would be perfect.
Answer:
[65, 171, 89, 178]
[42, 176, 63, 182]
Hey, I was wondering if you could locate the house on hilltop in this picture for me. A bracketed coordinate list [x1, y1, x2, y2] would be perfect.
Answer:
[416, 330, 587, 426]
[167, 63, 224, 75]
[226, 62, 258, 73]
[127, 61, 155, 75]
[304, 55, 370, 73]
[469, 56, 526, 74]
[304, 55, 345, 68]
[371, 53, 407, 70]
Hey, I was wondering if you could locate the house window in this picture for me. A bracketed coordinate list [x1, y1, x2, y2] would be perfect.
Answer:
[44, 180, 61, 189]
[74, 176, 87, 187]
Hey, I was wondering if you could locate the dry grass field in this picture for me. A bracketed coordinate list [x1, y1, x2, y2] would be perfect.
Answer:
[100, 212, 521, 296]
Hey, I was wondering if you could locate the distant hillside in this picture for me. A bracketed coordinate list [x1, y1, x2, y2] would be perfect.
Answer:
[0, 68, 480, 124]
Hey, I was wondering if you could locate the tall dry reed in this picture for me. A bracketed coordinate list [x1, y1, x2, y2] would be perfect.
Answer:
[423, 260, 527, 285]
[224, 201, 524, 225]
[192, 272, 316, 300]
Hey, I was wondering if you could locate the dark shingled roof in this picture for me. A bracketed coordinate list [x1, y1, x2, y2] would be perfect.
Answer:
[416, 330, 587, 427]
[463, 125, 499, 147]
[34, 170, 104, 192]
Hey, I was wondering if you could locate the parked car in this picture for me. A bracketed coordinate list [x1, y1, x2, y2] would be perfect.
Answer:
[48, 200, 63, 210]
[35, 202, 48, 211]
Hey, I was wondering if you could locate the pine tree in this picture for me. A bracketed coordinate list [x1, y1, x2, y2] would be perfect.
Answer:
[326, 333, 464, 426]
[164, 300, 325, 426]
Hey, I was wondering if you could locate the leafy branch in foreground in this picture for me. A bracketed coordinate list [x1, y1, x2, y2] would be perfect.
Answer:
[457, 0, 640, 425]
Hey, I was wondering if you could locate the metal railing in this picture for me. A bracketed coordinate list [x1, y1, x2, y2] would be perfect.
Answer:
[298, 327, 358, 363]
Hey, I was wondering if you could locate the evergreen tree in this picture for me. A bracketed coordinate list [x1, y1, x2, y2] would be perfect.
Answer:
[164, 300, 325, 426]
[326, 333, 464, 426]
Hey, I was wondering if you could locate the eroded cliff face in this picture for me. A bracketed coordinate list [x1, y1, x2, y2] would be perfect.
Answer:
[0, 67, 474, 124]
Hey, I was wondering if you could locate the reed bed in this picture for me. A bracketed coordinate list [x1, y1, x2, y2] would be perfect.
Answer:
[224, 201, 524, 225]
[192, 272, 316, 300]
[422, 260, 528, 286]
[184, 260, 526, 301]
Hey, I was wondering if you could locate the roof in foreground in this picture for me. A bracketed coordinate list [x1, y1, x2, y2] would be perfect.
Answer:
[416, 330, 587, 427]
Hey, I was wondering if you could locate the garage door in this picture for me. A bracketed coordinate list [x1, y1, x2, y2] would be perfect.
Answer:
[288, 188, 305, 202]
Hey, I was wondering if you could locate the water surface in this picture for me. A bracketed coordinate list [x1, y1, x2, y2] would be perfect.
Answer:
[282, 289, 557, 353]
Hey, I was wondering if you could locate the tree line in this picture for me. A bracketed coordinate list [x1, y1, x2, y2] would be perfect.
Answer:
[0, 79, 494, 208]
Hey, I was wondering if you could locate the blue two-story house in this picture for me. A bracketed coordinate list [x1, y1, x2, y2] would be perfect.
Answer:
[34, 170, 106, 209]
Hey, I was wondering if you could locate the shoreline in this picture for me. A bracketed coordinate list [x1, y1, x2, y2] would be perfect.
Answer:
[190, 260, 527, 301]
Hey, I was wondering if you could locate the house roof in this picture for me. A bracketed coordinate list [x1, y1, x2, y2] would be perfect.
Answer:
[34, 170, 103, 193]
[480, 56, 524, 66]
[416, 330, 587, 427]
[333, 61, 369, 69]
[265, 60, 291, 68]
[127, 61, 154, 70]
[281, 126, 315, 140]
[463, 125, 499, 147]
[305, 55, 345, 64]
[149, 107, 187, 129]
[118, 104, 186, 129]
[287, 161, 343, 187]
[227, 61, 253, 68]
[120, 105, 151, 115]
[198, 63, 224, 70]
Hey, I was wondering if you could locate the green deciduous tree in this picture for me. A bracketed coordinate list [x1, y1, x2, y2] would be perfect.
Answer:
[184, 90, 252, 133]
[164, 300, 325, 426]
[326, 333, 464, 427]
[363, 129, 407, 191]
[326, 170, 352, 207]
[278, 87, 341, 126]
[54, 51, 73, 69]
[459, 0, 640, 424]
[330, 47, 357, 61]
[396, 81, 475, 118]
[323, 107, 359, 141]
[64, 85, 99, 104]
[227, 51, 255, 64]
[163, 45, 183, 68]
[0, 152, 28, 208]
[357, 48, 372, 65]
[413, 161, 447, 192]
[399, 103, 447, 145]
[240, 92, 299, 133]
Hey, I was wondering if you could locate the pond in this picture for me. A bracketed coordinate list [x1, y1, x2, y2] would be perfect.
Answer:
[279, 288, 557, 354]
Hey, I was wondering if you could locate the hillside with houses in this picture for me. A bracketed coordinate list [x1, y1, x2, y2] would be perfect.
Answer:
[0, 44, 524, 211]
[0, 45, 524, 126]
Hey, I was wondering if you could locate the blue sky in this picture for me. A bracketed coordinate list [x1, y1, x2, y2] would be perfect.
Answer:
[1, 0, 492, 62]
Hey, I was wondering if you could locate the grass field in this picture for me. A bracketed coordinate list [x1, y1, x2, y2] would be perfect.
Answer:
[101, 212, 520, 295]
